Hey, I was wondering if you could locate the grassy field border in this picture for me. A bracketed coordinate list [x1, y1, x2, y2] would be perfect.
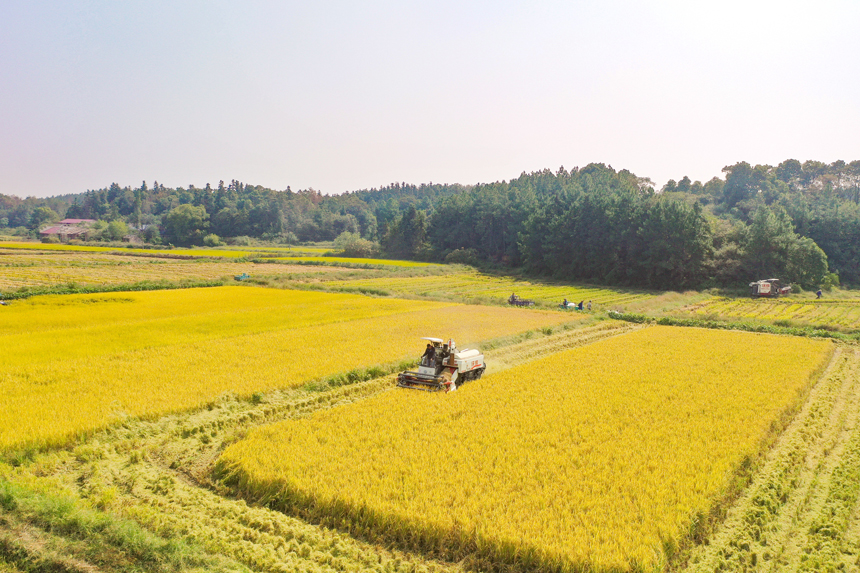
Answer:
[608, 311, 860, 341]
[0, 278, 228, 301]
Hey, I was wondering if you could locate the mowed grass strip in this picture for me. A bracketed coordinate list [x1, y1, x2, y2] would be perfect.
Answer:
[218, 327, 833, 573]
[0, 288, 573, 451]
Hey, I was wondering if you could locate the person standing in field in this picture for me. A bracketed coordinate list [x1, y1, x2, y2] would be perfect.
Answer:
[816, 289, 823, 299]
[587, 301, 592, 311]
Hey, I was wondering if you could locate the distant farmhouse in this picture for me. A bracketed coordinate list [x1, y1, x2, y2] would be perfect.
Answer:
[39, 219, 97, 241]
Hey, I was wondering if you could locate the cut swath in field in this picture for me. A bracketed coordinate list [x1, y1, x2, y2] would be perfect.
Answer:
[0, 386, 467, 573]
[265, 256, 435, 267]
[0, 287, 575, 451]
[0, 323, 626, 573]
[217, 327, 834, 572]
[683, 347, 860, 572]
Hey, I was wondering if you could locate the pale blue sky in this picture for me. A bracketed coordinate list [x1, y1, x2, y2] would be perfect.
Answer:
[2, 1, 858, 198]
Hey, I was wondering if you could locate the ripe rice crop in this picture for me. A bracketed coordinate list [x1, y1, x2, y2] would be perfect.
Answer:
[0, 241, 260, 258]
[687, 297, 860, 331]
[267, 256, 435, 267]
[0, 287, 572, 451]
[324, 270, 654, 307]
[0, 249, 344, 290]
[219, 326, 833, 572]
[1, 242, 427, 265]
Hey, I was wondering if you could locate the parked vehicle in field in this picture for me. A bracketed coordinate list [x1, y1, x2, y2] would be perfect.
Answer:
[397, 337, 486, 392]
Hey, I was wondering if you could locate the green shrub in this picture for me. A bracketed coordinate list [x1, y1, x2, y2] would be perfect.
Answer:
[229, 235, 253, 246]
[333, 231, 378, 258]
[822, 272, 840, 291]
[444, 248, 479, 266]
[203, 233, 223, 247]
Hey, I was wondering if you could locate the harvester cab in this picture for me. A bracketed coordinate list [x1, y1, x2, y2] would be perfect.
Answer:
[396, 337, 486, 392]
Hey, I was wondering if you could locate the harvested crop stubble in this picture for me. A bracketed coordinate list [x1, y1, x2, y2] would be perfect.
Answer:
[684, 348, 860, 572]
[0, 287, 573, 451]
[219, 327, 833, 572]
[267, 256, 434, 267]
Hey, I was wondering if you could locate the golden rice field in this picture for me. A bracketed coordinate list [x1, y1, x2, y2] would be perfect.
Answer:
[321, 270, 655, 307]
[0, 249, 347, 290]
[219, 327, 834, 573]
[0, 240, 261, 258]
[0, 241, 428, 266]
[0, 287, 575, 451]
[686, 296, 860, 331]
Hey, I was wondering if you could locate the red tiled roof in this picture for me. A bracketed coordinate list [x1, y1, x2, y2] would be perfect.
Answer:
[40, 226, 89, 235]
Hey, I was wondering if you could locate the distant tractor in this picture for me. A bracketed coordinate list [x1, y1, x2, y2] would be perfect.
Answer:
[750, 278, 791, 298]
[508, 294, 534, 307]
[397, 337, 486, 392]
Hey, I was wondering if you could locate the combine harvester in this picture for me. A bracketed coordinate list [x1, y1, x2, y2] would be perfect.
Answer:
[397, 337, 486, 392]
[749, 278, 792, 298]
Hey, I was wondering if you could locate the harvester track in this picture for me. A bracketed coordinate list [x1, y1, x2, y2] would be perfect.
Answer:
[483, 320, 642, 374]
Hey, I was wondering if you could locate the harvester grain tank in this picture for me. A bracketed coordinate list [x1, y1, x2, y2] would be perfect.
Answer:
[397, 337, 486, 392]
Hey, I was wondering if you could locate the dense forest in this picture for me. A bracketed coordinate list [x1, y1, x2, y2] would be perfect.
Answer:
[2, 159, 859, 290]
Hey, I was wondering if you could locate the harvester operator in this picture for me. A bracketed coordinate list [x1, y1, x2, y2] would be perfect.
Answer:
[421, 343, 436, 366]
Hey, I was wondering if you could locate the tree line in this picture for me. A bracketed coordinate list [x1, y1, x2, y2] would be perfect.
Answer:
[382, 159, 858, 289]
[2, 159, 858, 290]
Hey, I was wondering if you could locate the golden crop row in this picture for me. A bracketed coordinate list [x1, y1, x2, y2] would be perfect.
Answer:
[0, 242, 430, 266]
[689, 297, 860, 330]
[219, 326, 834, 572]
[323, 270, 655, 307]
[0, 249, 344, 290]
[0, 241, 260, 258]
[0, 287, 574, 451]
[0, 287, 449, 366]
